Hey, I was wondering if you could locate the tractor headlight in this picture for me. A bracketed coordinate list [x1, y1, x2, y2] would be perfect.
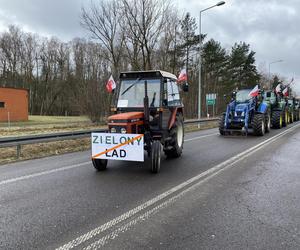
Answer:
[241, 111, 245, 117]
[120, 128, 127, 134]
[234, 111, 238, 117]
[111, 127, 117, 133]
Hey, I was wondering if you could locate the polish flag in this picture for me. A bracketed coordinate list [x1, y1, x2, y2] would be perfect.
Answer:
[248, 85, 259, 97]
[282, 87, 288, 96]
[275, 84, 281, 93]
[177, 69, 187, 83]
[106, 75, 116, 93]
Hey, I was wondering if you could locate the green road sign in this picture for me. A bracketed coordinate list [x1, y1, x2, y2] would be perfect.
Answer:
[206, 99, 215, 105]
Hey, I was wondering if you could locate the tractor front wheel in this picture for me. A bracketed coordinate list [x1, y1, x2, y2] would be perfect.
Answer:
[92, 158, 108, 171]
[253, 113, 265, 136]
[219, 113, 226, 135]
[271, 111, 282, 129]
[151, 140, 161, 173]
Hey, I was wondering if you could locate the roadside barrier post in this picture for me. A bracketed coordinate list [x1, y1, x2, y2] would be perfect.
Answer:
[16, 144, 21, 159]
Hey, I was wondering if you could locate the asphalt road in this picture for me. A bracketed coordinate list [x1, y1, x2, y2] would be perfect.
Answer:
[0, 123, 300, 250]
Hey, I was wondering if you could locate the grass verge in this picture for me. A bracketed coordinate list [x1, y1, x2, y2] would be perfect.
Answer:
[0, 115, 105, 137]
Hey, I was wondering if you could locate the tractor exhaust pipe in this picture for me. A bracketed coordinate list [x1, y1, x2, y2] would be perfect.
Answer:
[144, 80, 150, 129]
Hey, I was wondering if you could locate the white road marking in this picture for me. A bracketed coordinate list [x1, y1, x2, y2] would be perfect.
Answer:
[0, 132, 216, 186]
[0, 162, 89, 186]
[57, 124, 300, 250]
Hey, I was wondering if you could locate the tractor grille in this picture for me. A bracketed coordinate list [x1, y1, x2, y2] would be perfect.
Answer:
[235, 111, 243, 117]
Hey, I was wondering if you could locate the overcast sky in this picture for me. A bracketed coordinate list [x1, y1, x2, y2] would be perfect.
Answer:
[0, 0, 299, 93]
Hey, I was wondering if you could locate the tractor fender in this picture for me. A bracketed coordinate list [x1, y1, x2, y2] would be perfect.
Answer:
[257, 102, 268, 114]
[168, 107, 183, 129]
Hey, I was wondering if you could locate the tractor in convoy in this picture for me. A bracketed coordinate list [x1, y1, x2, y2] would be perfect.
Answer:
[263, 89, 289, 129]
[287, 98, 295, 123]
[293, 98, 300, 121]
[92, 70, 188, 173]
[219, 85, 270, 136]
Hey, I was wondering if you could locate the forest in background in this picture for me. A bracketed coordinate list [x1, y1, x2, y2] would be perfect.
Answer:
[0, 0, 281, 121]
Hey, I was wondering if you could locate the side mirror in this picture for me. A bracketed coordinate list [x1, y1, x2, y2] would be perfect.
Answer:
[231, 91, 237, 100]
[182, 82, 189, 92]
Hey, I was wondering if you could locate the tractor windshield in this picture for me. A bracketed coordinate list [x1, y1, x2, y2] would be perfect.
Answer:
[236, 89, 252, 103]
[118, 79, 161, 108]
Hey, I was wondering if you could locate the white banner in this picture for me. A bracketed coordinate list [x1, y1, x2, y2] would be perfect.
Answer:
[92, 133, 144, 162]
[206, 93, 217, 100]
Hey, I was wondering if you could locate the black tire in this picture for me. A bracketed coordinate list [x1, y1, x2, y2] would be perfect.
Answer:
[92, 158, 108, 171]
[253, 113, 265, 136]
[151, 140, 161, 173]
[271, 110, 282, 129]
[219, 113, 226, 135]
[165, 115, 184, 158]
[265, 112, 271, 133]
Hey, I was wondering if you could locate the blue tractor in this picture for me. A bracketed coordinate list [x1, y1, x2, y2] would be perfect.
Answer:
[219, 87, 270, 136]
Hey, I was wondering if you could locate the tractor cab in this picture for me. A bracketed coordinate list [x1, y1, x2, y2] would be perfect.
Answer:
[109, 71, 184, 135]
[263, 90, 277, 106]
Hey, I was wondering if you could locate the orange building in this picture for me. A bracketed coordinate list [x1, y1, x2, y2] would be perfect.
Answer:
[0, 87, 29, 122]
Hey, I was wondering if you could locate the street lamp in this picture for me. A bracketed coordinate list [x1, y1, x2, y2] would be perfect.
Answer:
[198, 1, 225, 122]
[268, 59, 283, 85]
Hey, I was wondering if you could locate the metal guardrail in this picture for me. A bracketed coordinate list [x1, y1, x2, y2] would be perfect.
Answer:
[183, 117, 219, 124]
[0, 118, 219, 158]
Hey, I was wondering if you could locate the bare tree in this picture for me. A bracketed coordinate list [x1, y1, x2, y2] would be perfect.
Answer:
[81, 0, 124, 75]
[120, 0, 169, 70]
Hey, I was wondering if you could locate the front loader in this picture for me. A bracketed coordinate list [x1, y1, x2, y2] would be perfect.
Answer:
[219, 87, 270, 136]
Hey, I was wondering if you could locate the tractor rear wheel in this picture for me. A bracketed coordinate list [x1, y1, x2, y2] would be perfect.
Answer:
[92, 159, 108, 171]
[272, 110, 282, 129]
[253, 113, 265, 136]
[165, 115, 184, 158]
[151, 140, 161, 173]
[219, 113, 226, 135]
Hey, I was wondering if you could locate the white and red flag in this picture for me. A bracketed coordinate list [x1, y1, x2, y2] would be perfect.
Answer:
[248, 85, 259, 97]
[106, 75, 116, 93]
[177, 69, 187, 83]
[282, 87, 289, 96]
[275, 84, 281, 93]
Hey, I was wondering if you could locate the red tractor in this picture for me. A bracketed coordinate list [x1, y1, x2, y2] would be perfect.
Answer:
[92, 70, 188, 173]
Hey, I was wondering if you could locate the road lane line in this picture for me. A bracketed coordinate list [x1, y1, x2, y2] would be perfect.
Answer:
[57, 124, 300, 250]
[0, 132, 216, 186]
[0, 162, 89, 186]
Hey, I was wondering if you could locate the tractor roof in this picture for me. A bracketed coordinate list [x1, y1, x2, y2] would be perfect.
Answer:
[120, 70, 177, 81]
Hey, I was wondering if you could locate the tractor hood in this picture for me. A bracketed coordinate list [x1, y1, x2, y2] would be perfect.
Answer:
[235, 103, 248, 112]
[108, 112, 144, 123]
